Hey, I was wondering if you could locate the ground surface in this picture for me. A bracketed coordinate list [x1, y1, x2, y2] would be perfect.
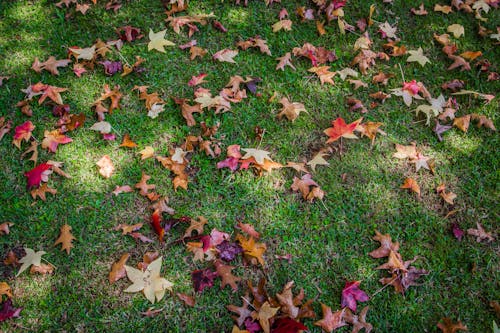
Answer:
[0, 0, 499, 332]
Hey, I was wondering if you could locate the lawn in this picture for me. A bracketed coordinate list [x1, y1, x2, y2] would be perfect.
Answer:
[0, 0, 498, 332]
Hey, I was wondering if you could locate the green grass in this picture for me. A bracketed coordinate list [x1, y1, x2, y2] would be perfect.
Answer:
[0, 0, 499, 331]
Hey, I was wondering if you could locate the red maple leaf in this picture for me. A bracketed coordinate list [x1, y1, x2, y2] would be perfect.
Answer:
[0, 299, 22, 322]
[341, 280, 369, 312]
[151, 210, 165, 242]
[323, 117, 361, 143]
[24, 163, 51, 189]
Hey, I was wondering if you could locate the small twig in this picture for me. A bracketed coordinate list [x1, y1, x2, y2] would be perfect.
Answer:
[398, 63, 405, 83]
[257, 129, 266, 149]
[42, 258, 57, 269]
[114, 49, 131, 67]
[241, 296, 257, 311]
[370, 276, 397, 297]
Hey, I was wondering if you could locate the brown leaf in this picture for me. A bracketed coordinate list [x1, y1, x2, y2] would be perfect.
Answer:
[177, 293, 196, 306]
[30, 263, 54, 275]
[467, 223, 494, 242]
[112, 185, 133, 195]
[114, 223, 143, 235]
[437, 317, 468, 333]
[120, 133, 138, 148]
[54, 224, 76, 254]
[109, 253, 130, 283]
[251, 301, 279, 333]
[369, 230, 400, 258]
[400, 178, 420, 197]
[215, 260, 241, 292]
[135, 172, 156, 196]
[0, 222, 14, 235]
[237, 222, 260, 239]
[141, 307, 163, 317]
[453, 115, 471, 132]
[31, 183, 57, 201]
[344, 306, 373, 333]
[137, 251, 160, 270]
[181, 102, 203, 126]
[184, 216, 208, 238]
[314, 304, 346, 332]
[227, 293, 253, 327]
[275, 281, 300, 319]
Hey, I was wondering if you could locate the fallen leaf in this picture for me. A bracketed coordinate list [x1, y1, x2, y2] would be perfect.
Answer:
[467, 223, 494, 242]
[277, 97, 307, 122]
[41, 129, 72, 153]
[307, 152, 329, 172]
[148, 29, 175, 52]
[124, 256, 173, 303]
[13, 121, 35, 149]
[400, 178, 421, 197]
[30, 183, 57, 201]
[314, 304, 346, 332]
[215, 260, 241, 291]
[324, 117, 361, 143]
[177, 293, 196, 306]
[252, 301, 279, 333]
[0, 299, 22, 322]
[341, 280, 369, 312]
[0, 222, 14, 236]
[213, 49, 238, 63]
[447, 24, 465, 38]
[407, 47, 431, 67]
[96, 155, 114, 178]
[54, 224, 76, 254]
[437, 317, 468, 333]
[16, 248, 46, 277]
[109, 253, 130, 283]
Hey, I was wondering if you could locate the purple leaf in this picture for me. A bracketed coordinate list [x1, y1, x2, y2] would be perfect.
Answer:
[341, 280, 369, 312]
[451, 222, 464, 241]
[99, 60, 122, 76]
[216, 241, 243, 262]
[192, 268, 217, 293]
[244, 318, 262, 333]
[244, 77, 262, 94]
[434, 120, 452, 142]
[0, 299, 22, 322]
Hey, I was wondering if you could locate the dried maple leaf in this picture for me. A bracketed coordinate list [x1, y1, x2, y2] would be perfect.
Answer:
[213, 49, 238, 63]
[32, 56, 71, 75]
[54, 224, 76, 254]
[16, 248, 46, 277]
[393, 143, 417, 159]
[307, 152, 329, 172]
[275, 281, 300, 319]
[314, 304, 346, 332]
[400, 178, 421, 197]
[276, 52, 295, 71]
[41, 129, 72, 153]
[236, 234, 266, 266]
[344, 306, 373, 333]
[38, 84, 68, 105]
[411, 3, 428, 15]
[235, 223, 259, 240]
[369, 230, 400, 258]
[13, 121, 35, 149]
[137, 252, 160, 271]
[252, 301, 279, 333]
[192, 268, 217, 292]
[308, 66, 336, 85]
[453, 115, 471, 132]
[96, 155, 114, 178]
[180, 101, 203, 126]
[407, 47, 431, 67]
[30, 183, 57, 201]
[125, 256, 173, 303]
[411, 152, 430, 172]
[0, 222, 14, 236]
[448, 55, 470, 71]
[272, 19, 293, 32]
[215, 260, 241, 291]
[183, 216, 208, 238]
[177, 293, 196, 306]
[228, 294, 253, 327]
[434, 4, 453, 14]
[116, 25, 143, 42]
[0, 282, 12, 298]
[0, 117, 12, 142]
[190, 46, 207, 60]
[467, 223, 494, 242]
[437, 317, 468, 333]
[114, 223, 143, 235]
[277, 97, 307, 121]
[148, 29, 175, 52]
[341, 281, 369, 312]
[471, 114, 496, 131]
[447, 24, 464, 38]
[109, 253, 130, 283]
[324, 117, 361, 143]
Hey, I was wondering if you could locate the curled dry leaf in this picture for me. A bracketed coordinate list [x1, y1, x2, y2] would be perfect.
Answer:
[0, 222, 14, 235]
[54, 224, 76, 254]
[109, 253, 130, 283]
[400, 178, 421, 197]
